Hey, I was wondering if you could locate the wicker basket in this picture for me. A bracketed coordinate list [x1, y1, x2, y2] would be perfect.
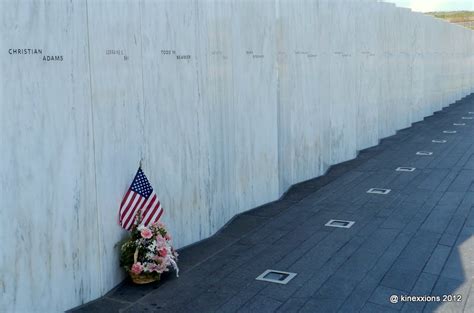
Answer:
[129, 248, 160, 284]
[130, 272, 160, 284]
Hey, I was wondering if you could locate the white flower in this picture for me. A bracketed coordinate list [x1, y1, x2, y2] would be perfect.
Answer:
[148, 241, 157, 251]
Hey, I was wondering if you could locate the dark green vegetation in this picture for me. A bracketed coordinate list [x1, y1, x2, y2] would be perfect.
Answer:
[427, 11, 474, 30]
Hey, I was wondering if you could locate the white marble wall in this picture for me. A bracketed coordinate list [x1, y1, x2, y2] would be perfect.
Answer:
[1, 0, 473, 312]
[0, 1, 101, 312]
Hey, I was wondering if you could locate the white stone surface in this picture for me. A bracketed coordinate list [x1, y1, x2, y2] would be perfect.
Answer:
[1, 0, 473, 312]
[86, 0, 145, 297]
[0, 2, 100, 312]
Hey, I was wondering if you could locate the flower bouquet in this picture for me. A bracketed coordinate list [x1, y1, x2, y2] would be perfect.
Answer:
[120, 213, 179, 284]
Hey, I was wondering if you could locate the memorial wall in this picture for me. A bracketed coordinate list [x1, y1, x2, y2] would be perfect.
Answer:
[1, 0, 473, 311]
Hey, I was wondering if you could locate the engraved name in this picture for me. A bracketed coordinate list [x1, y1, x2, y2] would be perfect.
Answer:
[43, 55, 63, 61]
[106, 49, 124, 55]
[8, 48, 43, 55]
[177, 55, 191, 60]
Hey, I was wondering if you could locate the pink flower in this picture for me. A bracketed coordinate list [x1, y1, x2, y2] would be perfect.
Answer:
[147, 263, 159, 272]
[157, 259, 168, 272]
[154, 256, 165, 263]
[131, 262, 143, 275]
[156, 235, 167, 247]
[140, 227, 153, 239]
[160, 264, 169, 272]
[159, 248, 168, 257]
[157, 221, 166, 228]
[164, 233, 172, 241]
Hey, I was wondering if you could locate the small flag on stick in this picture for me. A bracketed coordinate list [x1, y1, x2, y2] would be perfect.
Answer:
[119, 167, 163, 231]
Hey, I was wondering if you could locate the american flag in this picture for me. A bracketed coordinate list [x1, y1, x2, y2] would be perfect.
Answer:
[119, 167, 163, 231]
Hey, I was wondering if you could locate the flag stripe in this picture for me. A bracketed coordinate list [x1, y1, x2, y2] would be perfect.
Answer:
[146, 205, 163, 226]
[141, 194, 158, 221]
[144, 203, 162, 226]
[120, 189, 131, 209]
[119, 190, 134, 220]
[120, 192, 137, 222]
[128, 195, 151, 229]
[141, 193, 157, 216]
[117, 189, 132, 225]
[137, 194, 156, 222]
[155, 207, 164, 221]
[121, 193, 140, 223]
[143, 199, 159, 225]
[121, 194, 141, 228]
[143, 205, 158, 226]
[137, 193, 152, 211]
[118, 167, 164, 231]
[120, 194, 136, 224]
[123, 196, 145, 230]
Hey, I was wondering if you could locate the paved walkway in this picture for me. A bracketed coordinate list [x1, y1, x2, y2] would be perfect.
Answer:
[71, 94, 474, 313]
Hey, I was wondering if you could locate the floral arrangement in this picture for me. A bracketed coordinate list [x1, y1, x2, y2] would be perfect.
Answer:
[120, 213, 179, 284]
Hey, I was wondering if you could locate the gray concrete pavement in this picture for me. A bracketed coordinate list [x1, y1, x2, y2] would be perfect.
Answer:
[71, 94, 474, 313]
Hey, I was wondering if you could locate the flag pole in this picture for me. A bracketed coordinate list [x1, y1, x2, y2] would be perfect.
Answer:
[136, 157, 144, 227]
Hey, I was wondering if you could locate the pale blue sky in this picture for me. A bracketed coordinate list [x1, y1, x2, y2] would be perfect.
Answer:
[387, 0, 473, 12]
